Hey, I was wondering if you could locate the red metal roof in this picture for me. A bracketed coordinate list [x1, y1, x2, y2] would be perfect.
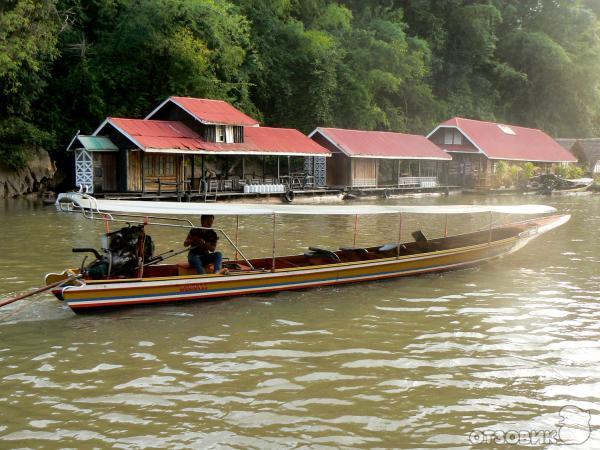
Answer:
[102, 118, 330, 156]
[312, 127, 451, 160]
[241, 127, 330, 155]
[437, 117, 577, 162]
[108, 118, 203, 150]
[169, 97, 259, 126]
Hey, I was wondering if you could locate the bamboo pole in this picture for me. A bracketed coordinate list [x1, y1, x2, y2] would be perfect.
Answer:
[0, 274, 80, 309]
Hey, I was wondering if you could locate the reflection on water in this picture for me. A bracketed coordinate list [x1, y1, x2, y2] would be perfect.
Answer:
[0, 195, 598, 448]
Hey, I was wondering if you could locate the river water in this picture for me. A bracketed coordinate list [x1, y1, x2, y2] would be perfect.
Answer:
[0, 194, 598, 448]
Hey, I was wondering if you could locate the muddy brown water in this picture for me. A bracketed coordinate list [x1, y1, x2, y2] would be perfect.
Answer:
[0, 194, 598, 448]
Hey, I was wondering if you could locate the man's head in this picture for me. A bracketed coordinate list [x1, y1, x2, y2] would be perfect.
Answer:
[201, 215, 215, 228]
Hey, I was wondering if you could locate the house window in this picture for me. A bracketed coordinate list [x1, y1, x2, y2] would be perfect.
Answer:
[444, 129, 453, 145]
[216, 125, 226, 142]
[498, 124, 516, 135]
[453, 130, 462, 145]
[444, 129, 463, 145]
[225, 126, 234, 143]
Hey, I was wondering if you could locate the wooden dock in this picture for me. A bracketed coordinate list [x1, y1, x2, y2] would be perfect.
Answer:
[101, 188, 343, 203]
[345, 185, 459, 198]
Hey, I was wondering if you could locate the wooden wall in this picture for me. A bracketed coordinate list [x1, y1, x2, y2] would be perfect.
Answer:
[127, 151, 143, 191]
[447, 153, 490, 187]
[92, 153, 118, 192]
[139, 153, 185, 193]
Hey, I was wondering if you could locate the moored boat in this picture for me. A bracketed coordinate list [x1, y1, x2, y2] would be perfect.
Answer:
[46, 194, 569, 312]
[526, 174, 593, 194]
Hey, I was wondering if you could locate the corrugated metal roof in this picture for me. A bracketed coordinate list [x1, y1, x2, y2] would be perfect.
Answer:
[109, 118, 203, 150]
[438, 117, 577, 163]
[237, 127, 330, 155]
[312, 128, 452, 160]
[70, 135, 119, 152]
[104, 118, 330, 156]
[169, 97, 259, 126]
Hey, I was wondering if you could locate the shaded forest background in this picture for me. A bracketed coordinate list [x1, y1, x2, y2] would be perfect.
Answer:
[2, 0, 600, 170]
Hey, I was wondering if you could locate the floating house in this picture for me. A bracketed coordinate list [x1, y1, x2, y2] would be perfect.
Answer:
[308, 127, 451, 189]
[556, 138, 600, 175]
[71, 97, 330, 194]
[427, 117, 577, 187]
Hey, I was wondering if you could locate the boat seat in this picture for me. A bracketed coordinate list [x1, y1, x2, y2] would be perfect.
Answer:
[177, 262, 215, 276]
[306, 247, 341, 262]
[412, 230, 431, 252]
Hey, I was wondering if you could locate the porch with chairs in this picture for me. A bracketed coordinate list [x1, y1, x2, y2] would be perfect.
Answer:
[137, 153, 320, 201]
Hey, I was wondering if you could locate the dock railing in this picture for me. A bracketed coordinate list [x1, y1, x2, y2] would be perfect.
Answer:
[397, 176, 438, 188]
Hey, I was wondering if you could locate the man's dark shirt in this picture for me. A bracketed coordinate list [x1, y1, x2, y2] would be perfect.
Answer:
[186, 228, 219, 255]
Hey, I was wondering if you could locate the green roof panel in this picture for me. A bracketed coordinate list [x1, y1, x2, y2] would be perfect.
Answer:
[76, 135, 119, 152]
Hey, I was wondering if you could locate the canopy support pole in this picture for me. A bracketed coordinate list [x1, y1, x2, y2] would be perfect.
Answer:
[234, 215, 240, 260]
[397, 213, 403, 258]
[218, 227, 254, 271]
[353, 214, 359, 247]
[241, 156, 245, 180]
[277, 157, 280, 181]
[444, 215, 448, 237]
[191, 155, 195, 193]
[271, 213, 277, 272]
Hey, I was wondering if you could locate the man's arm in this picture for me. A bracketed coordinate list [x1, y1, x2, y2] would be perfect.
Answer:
[185, 232, 206, 249]
[205, 231, 218, 252]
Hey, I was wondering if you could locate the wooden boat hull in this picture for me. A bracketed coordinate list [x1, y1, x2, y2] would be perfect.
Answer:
[50, 215, 570, 311]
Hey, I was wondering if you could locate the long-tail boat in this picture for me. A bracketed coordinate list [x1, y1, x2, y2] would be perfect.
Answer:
[46, 193, 569, 312]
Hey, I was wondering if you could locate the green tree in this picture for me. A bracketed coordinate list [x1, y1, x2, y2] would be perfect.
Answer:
[0, 0, 60, 168]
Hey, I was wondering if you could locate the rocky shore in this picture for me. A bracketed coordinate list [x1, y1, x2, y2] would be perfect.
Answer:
[0, 150, 56, 198]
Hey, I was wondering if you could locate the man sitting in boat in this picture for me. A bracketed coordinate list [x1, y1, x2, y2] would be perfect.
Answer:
[184, 215, 225, 274]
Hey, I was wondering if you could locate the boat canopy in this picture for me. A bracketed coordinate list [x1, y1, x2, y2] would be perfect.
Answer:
[59, 193, 557, 216]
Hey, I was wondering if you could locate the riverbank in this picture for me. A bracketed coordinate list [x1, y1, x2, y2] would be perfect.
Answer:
[0, 150, 56, 199]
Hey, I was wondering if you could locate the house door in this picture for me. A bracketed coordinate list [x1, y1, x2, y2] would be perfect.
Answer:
[101, 153, 118, 191]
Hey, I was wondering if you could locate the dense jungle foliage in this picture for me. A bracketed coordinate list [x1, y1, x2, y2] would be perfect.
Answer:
[1, 0, 600, 169]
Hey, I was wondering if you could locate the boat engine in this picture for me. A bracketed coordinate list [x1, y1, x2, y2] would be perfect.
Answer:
[78, 225, 155, 279]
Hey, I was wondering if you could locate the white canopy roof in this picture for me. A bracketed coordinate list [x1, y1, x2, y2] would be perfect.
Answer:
[59, 193, 557, 216]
